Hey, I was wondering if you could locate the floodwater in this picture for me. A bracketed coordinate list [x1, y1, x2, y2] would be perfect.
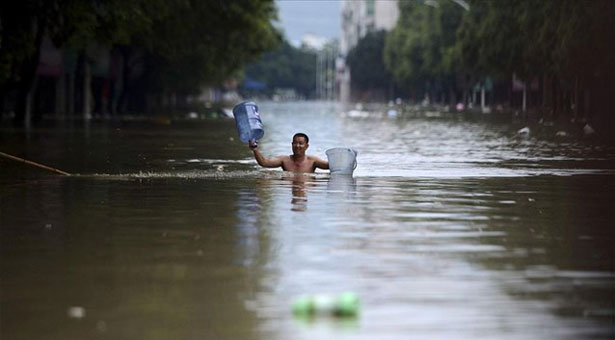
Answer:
[1, 101, 614, 340]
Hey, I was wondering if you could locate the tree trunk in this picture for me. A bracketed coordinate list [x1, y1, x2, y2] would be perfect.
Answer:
[68, 72, 75, 116]
[55, 73, 65, 118]
[551, 77, 557, 120]
[542, 74, 548, 120]
[573, 77, 579, 119]
[116, 46, 132, 114]
[584, 89, 591, 122]
[448, 80, 455, 111]
[82, 58, 91, 119]
[13, 17, 46, 126]
[522, 84, 527, 113]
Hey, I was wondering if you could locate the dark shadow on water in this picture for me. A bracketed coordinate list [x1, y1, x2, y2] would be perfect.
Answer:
[265, 173, 357, 212]
[270, 173, 317, 212]
[326, 174, 357, 198]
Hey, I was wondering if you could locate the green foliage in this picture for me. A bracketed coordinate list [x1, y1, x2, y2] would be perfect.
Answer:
[384, 0, 615, 107]
[455, 0, 615, 79]
[384, 1, 425, 85]
[384, 0, 464, 87]
[0, 0, 280, 94]
[542, 0, 615, 78]
[143, 0, 280, 94]
[0, 0, 143, 84]
[346, 30, 392, 91]
[242, 40, 316, 98]
[0, 1, 50, 85]
[455, 0, 536, 78]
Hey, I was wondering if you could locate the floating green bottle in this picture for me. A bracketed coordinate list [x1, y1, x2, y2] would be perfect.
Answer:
[292, 292, 360, 317]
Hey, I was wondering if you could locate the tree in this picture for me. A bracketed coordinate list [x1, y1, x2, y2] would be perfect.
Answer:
[242, 39, 316, 98]
[143, 0, 280, 94]
[384, 0, 465, 103]
[0, 0, 280, 123]
[346, 30, 392, 96]
[455, 0, 615, 120]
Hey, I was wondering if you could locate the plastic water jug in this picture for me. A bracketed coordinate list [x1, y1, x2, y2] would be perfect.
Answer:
[326, 148, 358, 175]
[232, 101, 264, 143]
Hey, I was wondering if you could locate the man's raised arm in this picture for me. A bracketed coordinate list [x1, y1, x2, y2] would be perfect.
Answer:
[249, 140, 283, 168]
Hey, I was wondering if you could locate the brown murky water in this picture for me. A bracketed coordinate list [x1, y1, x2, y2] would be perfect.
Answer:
[1, 101, 614, 339]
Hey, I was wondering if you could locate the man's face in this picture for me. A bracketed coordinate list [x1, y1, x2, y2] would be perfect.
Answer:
[291, 136, 308, 155]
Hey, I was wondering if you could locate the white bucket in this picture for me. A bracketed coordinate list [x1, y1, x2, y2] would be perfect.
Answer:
[326, 148, 358, 175]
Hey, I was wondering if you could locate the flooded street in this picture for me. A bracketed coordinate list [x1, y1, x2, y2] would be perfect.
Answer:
[1, 101, 614, 339]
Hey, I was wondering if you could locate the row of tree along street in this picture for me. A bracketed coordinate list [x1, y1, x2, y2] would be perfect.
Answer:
[2, 0, 614, 132]
[240, 39, 318, 101]
[0, 0, 280, 125]
[347, 0, 615, 131]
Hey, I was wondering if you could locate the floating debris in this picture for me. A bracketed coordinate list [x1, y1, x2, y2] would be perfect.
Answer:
[517, 127, 530, 135]
[67, 306, 86, 319]
[583, 124, 595, 136]
[292, 292, 360, 317]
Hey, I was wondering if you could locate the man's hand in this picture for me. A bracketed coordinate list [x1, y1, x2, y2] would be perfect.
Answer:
[248, 139, 258, 150]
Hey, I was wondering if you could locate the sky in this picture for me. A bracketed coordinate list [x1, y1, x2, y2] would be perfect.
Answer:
[275, 0, 341, 46]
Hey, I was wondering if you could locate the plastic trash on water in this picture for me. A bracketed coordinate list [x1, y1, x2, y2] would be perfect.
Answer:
[67, 306, 86, 319]
[292, 292, 360, 317]
[517, 126, 530, 136]
[326, 148, 358, 175]
[232, 101, 264, 143]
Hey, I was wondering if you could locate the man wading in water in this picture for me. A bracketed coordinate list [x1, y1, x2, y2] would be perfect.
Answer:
[249, 133, 329, 173]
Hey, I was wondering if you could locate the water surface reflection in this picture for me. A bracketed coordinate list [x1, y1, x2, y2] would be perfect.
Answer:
[1, 101, 614, 339]
[252, 175, 614, 340]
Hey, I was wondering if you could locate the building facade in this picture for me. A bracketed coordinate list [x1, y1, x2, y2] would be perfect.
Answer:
[339, 0, 399, 102]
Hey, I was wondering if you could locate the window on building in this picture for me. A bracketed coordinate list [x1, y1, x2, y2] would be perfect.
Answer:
[366, 0, 375, 16]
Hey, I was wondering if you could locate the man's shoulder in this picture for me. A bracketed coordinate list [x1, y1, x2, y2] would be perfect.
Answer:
[307, 154, 325, 161]
[277, 155, 292, 162]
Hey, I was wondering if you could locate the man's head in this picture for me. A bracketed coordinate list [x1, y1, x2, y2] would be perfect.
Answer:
[292, 133, 309, 155]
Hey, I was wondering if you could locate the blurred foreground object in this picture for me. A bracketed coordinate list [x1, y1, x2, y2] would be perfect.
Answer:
[292, 292, 360, 317]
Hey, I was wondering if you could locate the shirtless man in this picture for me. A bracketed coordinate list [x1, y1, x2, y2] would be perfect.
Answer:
[249, 133, 329, 173]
